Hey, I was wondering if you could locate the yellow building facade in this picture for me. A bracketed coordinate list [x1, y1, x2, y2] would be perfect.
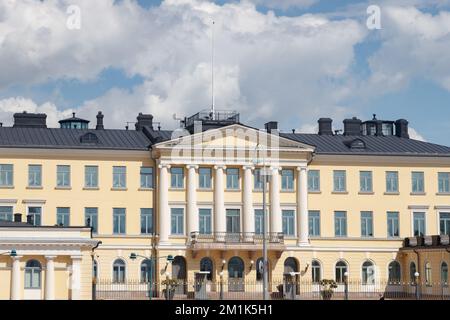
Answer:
[0, 111, 449, 299]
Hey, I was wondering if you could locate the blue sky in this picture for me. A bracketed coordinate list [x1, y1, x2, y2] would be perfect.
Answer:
[0, 0, 449, 145]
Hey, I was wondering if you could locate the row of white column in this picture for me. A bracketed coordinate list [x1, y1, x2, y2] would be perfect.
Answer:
[10, 255, 81, 300]
[158, 164, 309, 246]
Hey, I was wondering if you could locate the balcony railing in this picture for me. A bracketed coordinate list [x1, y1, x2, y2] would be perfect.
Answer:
[189, 232, 284, 245]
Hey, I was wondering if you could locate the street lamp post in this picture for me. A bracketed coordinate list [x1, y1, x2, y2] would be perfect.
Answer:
[344, 271, 349, 300]
[414, 272, 420, 300]
[130, 253, 174, 300]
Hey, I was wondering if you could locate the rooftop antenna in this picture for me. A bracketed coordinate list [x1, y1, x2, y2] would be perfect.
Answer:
[211, 20, 215, 120]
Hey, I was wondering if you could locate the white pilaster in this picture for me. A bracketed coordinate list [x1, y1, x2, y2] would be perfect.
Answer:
[10, 256, 21, 300]
[270, 167, 281, 234]
[243, 165, 254, 241]
[214, 165, 226, 240]
[187, 165, 199, 235]
[45, 256, 56, 300]
[297, 166, 310, 246]
[70, 256, 81, 300]
[158, 164, 171, 245]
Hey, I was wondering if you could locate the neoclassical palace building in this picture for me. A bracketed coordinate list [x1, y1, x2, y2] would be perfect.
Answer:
[0, 110, 449, 299]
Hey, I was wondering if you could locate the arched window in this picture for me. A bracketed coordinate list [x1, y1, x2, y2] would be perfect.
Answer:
[335, 261, 348, 283]
[228, 257, 244, 279]
[200, 257, 213, 281]
[284, 258, 298, 274]
[93, 260, 98, 279]
[425, 262, 432, 285]
[409, 262, 416, 283]
[141, 259, 153, 283]
[441, 262, 448, 285]
[255, 258, 269, 281]
[113, 259, 126, 283]
[388, 261, 401, 283]
[362, 261, 375, 285]
[25, 260, 42, 289]
[311, 260, 321, 283]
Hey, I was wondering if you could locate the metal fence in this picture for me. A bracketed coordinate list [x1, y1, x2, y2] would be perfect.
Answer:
[94, 279, 450, 300]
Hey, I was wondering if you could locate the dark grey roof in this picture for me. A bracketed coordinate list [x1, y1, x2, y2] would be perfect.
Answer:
[281, 133, 450, 156]
[0, 127, 151, 151]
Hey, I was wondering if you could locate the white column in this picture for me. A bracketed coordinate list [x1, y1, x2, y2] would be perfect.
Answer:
[297, 166, 310, 246]
[187, 165, 198, 236]
[270, 167, 281, 235]
[45, 256, 56, 300]
[158, 164, 171, 245]
[214, 165, 226, 241]
[243, 165, 254, 241]
[70, 256, 81, 300]
[10, 256, 21, 300]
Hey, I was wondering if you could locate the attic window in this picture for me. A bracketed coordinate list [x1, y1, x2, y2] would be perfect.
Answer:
[80, 133, 99, 144]
[345, 138, 366, 150]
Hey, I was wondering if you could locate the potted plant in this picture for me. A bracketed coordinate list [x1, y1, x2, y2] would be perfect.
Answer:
[319, 279, 337, 300]
[162, 279, 178, 300]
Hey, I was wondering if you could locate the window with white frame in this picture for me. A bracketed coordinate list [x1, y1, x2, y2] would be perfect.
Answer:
[85, 207, 98, 234]
[255, 209, 264, 235]
[387, 211, 399, 238]
[226, 168, 240, 190]
[56, 207, 70, 227]
[57, 165, 70, 187]
[441, 262, 448, 285]
[411, 171, 424, 193]
[199, 208, 212, 234]
[438, 172, 450, 193]
[308, 170, 320, 192]
[0, 206, 13, 222]
[24, 260, 42, 289]
[440, 212, 450, 236]
[312, 260, 321, 283]
[360, 171, 373, 192]
[409, 262, 417, 283]
[388, 261, 401, 283]
[170, 167, 184, 189]
[335, 261, 348, 283]
[362, 261, 375, 284]
[226, 209, 240, 233]
[281, 169, 294, 191]
[308, 210, 320, 237]
[413, 212, 426, 236]
[28, 165, 42, 187]
[113, 259, 126, 283]
[386, 171, 399, 193]
[171, 208, 184, 235]
[282, 210, 295, 236]
[85, 166, 98, 188]
[140, 208, 153, 234]
[254, 168, 264, 190]
[140, 167, 153, 189]
[333, 170, 346, 192]
[28, 207, 42, 226]
[425, 262, 432, 285]
[113, 166, 126, 188]
[0, 164, 13, 187]
[361, 211, 373, 237]
[113, 208, 126, 234]
[199, 168, 212, 189]
[334, 211, 347, 237]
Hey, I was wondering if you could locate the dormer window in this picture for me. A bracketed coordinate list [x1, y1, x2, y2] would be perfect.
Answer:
[344, 138, 366, 150]
[59, 112, 90, 129]
[80, 133, 99, 144]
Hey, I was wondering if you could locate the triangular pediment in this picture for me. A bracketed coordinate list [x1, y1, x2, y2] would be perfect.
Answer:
[153, 124, 315, 152]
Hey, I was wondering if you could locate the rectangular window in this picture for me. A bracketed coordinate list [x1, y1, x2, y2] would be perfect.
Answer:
[282, 210, 295, 236]
[56, 165, 70, 187]
[438, 172, 450, 193]
[281, 169, 294, 191]
[308, 170, 320, 192]
[140, 167, 153, 189]
[199, 208, 212, 234]
[440, 212, 450, 236]
[28, 165, 42, 187]
[361, 211, 373, 237]
[360, 171, 373, 192]
[113, 208, 126, 234]
[199, 168, 212, 189]
[254, 169, 264, 190]
[333, 170, 346, 192]
[28, 207, 42, 226]
[85, 208, 98, 234]
[334, 211, 347, 237]
[140, 208, 153, 234]
[255, 209, 264, 235]
[85, 166, 98, 188]
[171, 208, 184, 235]
[0, 206, 13, 222]
[0, 164, 13, 187]
[309, 211, 320, 237]
[387, 212, 399, 238]
[170, 167, 184, 189]
[386, 171, 399, 193]
[226, 168, 240, 190]
[411, 172, 424, 193]
[56, 207, 70, 227]
[413, 212, 426, 237]
[113, 166, 126, 188]
[226, 209, 240, 233]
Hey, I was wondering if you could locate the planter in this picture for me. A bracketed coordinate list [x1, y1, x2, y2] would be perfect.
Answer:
[163, 288, 175, 300]
[320, 290, 333, 300]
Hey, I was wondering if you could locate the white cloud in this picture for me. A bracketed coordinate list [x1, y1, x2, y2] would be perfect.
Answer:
[409, 127, 426, 141]
[247, 0, 318, 10]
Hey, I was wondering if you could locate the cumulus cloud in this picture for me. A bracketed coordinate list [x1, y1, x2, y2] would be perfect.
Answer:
[247, 0, 318, 10]
[409, 127, 426, 141]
